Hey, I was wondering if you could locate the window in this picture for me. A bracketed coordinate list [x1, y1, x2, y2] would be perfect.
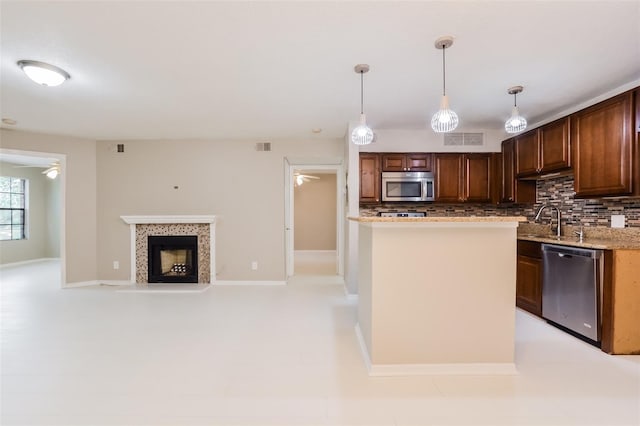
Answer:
[0, 176, 26, 240]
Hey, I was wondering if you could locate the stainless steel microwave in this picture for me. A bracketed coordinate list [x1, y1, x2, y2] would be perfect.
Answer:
[381, 172, 435, 202]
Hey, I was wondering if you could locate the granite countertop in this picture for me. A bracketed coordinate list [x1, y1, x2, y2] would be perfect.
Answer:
[517, 223, 640, 250]
[515, 234, 640, 250]
[349, 216, 527, 223]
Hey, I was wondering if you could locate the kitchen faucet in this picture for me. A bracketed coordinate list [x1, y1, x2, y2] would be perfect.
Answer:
[534, 203, 562, 237]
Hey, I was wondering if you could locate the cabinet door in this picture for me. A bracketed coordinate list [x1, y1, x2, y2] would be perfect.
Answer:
[500, 140, 536, 204]
[359, 153, 380, 203]
[572, 92, 634, 197]
[406, 153, 432, 171]
[539, 117, 571, 173]
[516, 254, 542, 317]
[464, 154, 492, 203]
[501, 139, 516, 203]
[381, 154, 406, 172]
[515, 130, 540, 177]
[434, 154, 463, 202]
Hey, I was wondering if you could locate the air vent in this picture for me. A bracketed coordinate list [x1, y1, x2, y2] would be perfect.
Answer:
[255, 142, 272, 152]
[443, 132, 484, 146]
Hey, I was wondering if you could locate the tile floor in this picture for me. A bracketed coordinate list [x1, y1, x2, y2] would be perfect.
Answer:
[1, 259, 639, 425]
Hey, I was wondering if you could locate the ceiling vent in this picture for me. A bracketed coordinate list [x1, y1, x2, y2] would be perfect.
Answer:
[255, 142, 272, 152]
[443, 132, 484, 146]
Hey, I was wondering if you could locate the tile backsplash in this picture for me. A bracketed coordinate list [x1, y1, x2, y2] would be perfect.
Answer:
[360, 175, 640, 228]
[535, 175, 640, 228]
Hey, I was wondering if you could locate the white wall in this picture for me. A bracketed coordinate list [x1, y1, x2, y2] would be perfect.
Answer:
[357, 127, 505, 153]
[96, 138, 343, 281]
[294, 173, 336, 250]
[0, 129, 97, 284]
[45, 176, 61, 257]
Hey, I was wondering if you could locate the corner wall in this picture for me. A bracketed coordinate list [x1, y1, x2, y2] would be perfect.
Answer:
[0, 129, 97, 284]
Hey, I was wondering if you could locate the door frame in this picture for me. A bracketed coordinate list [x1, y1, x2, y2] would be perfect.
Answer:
[284, 157, 344, 278]
[0, 148, 67, 287]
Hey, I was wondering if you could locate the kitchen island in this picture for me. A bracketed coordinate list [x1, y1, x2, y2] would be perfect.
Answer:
[350, 216, 526, 375]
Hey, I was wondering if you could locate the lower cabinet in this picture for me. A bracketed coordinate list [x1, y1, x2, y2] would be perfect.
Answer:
[516, 240, 543, 316]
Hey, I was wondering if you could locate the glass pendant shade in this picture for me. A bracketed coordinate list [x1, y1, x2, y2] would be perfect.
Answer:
[505, 106, 527, 133]
[431, 95, 459, 133]
[351, 64, 373, 145]
[431, 36, 458, 133]
[17, 60, 70, 87]
[351, 113, 374, 145]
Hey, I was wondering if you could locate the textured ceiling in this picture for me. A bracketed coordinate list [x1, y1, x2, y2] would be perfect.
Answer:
[1, 1, 639, 141]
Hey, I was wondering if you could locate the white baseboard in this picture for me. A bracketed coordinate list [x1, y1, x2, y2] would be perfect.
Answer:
[354, 323, 373, 372]
[354, 323, 517, 376]
[98, 280, 132, 286]
[214, 280, 287, 286]
[344, 285, 358, 300]
[64, 280, 100, 288]
[0, 257, 59, 268]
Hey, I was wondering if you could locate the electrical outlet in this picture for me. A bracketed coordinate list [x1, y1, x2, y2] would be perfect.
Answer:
[251, 261, 258, 271]
[113, 261, 120, 270]
[611, 215, 625, 228]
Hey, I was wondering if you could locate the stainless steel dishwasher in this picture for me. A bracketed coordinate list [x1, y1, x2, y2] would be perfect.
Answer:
[542, 244, 603, 343]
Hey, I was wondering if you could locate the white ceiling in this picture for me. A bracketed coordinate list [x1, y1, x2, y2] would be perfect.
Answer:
[1, 1, 639, 142]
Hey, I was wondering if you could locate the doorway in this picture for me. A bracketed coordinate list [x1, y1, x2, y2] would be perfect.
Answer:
[0, 148, 66, 287]
[284, 159, 344, 280]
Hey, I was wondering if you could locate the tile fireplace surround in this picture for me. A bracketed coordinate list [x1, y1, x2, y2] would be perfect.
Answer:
[120, 215, 216, 284]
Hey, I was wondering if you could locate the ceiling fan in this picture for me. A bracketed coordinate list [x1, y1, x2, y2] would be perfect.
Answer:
[294, 172, 320, 186]
[13, 162, 61, 179]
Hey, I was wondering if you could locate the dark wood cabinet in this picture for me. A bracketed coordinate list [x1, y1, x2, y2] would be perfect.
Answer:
[516, 240, 542, 316]
[381, 153, 432, 172]
[435, 153, 492, 202]
[359, 153, 380, 204]
[539, 117, 571, 173]
[434, 154, 463, 202]
[464, 154, 493, 202]
[515, 130, 540, 177]
[501, 139, 536, 204]
[572, 91, 635, 197]
[515, 118, 571, 177]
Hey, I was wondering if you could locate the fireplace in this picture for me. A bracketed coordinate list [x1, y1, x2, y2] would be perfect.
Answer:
[148, 235, 198, 283]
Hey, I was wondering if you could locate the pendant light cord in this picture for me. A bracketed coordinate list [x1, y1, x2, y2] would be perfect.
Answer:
[513, 92, 517, 107]
[360, 71, 364, 115]
[442, 44, 446, 96]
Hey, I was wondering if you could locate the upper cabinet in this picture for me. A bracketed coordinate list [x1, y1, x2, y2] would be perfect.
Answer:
[381, 153, 432, 172]
[539, 117, 571, 173]
[435, 153, 493, 203]
[514, 130, 539, 176]
[572, 91, 635, 197]
[515, 117, 571, 177]
[501, 139, 536, 204]
[359, 153, 380, 204]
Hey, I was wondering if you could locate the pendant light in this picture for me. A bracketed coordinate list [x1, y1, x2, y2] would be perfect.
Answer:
[431, 36, 458, 133]
[351, 64, 374, 145]
[17, 60, 70, 87]
[505, 86, 527, 134]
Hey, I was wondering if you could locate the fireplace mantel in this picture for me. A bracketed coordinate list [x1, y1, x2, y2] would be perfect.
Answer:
[120, 215, 216, 283]
[121, 215, 216, 225]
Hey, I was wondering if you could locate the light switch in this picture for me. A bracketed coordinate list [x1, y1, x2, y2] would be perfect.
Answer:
[611, 214, 625, 228]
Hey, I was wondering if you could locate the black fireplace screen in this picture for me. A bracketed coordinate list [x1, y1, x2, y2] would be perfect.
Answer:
[148, 235, 198, 283]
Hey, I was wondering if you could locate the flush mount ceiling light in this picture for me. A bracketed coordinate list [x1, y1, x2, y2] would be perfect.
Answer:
[431, 36, 459, 133]
[17, 60, 70, 87]
[351, 64, 374, 145]
[505, 85, 527, 134]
